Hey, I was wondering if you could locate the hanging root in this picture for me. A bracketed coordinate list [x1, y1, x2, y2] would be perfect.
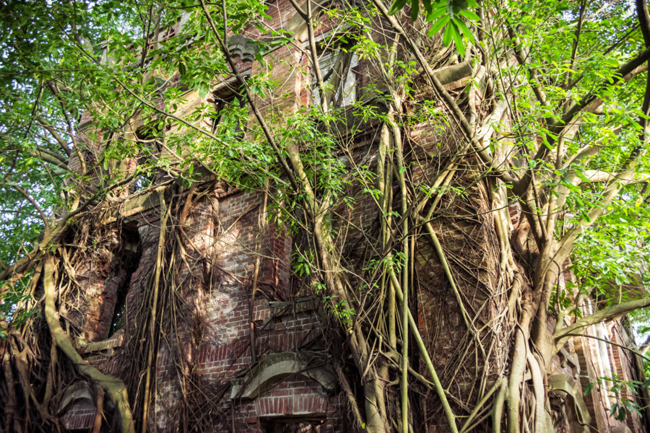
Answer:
[43, 255, 135, 433]
[492, 377, 508, 433]
[92, 385, 105, 433]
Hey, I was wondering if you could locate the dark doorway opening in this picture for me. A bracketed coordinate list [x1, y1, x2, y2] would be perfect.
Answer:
[262, 417, 326, 433]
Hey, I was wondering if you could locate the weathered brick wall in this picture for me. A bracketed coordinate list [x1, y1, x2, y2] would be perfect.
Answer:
[124, 188, 345, 432]
[61, 401, 97, 431]
[58, 2, 648, 432]
[610, 325, 645, 433]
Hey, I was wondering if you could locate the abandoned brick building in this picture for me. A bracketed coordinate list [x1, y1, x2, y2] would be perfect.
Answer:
[16, 2, 649, 433]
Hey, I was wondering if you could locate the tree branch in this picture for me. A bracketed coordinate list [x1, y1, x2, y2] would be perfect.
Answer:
[561, 46, 650, 125]
[370, 0, 516, 183]
[514, 47, 650, 196]
[555, 297, 650, 341]
[561, 332, 650, 363]
[24, 147, 69, 169]
[34, 114, 71, 157]
[4, 179, 49, 230]
[573, 170, 650, 184]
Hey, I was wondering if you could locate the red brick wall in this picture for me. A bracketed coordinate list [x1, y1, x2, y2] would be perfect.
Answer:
[61, 401, 97, 431]
[126, 188, 345, 432]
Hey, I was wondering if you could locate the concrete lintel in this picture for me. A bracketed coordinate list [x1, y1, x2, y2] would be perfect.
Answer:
[230, 352, 336, 399]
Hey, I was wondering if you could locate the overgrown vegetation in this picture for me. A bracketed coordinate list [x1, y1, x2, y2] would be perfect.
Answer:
[1, 0, 650, 432]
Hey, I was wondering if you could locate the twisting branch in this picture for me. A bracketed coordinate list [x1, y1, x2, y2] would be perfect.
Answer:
[4, 179, 49, 230]
[43, 255, 135, 433]
[34, 114, 71, 157]
[1, 133, 69, 169]
[554, 296, 650, 342]
[370, 0, 515, 184]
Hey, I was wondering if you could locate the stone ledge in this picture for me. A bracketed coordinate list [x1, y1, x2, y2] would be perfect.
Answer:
[80, 329, 124, 355]
[268, 296, 320, 317]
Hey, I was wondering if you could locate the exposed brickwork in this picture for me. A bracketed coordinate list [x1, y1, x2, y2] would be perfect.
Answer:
[92, 188, 346, 432]
[58, 2, 648, 432]
[61, 403, 97, 431]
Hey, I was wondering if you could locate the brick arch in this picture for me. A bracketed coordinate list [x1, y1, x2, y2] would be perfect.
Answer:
[58, 382, 97, 431]
[256, 392, 330, 418]
[231, 352, 336, 400]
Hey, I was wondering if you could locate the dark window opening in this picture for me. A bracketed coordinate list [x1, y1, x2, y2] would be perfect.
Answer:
[109, 222, 141, 336]
[311, 43, 359, 108]
[211, 83, 248, 141]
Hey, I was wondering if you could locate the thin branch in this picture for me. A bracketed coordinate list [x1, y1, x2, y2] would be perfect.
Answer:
[34, 114, 71, 157]
[555, 296, 650, 341]
[574, 170, 650, 184]
[513, 46, 650, 197]
[388, 268, 460, 433]
[47, 82, 86, 174]
[24, 147, 69, 169]
[560, 46, 650, 126]
[4, 179, 49, 230]
[561, 332, 650, 363]
[506, 24, 547, 107]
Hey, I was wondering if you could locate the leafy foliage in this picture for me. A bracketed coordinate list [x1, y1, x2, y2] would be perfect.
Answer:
[388, 0, 479, 55]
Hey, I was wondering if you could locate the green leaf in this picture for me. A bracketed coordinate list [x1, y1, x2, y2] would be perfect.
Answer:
[411, 0, 420, 22]
[450, 22, 465, 55]
[198, 82, 209, 98]
[575, 170, 591, 183]
[458, 9, 480, 20]
[422, 0, 432, 14]
[428, 15, 449, 37]
[452, 17, 475, 45]
[426, 5, 447, 22]
[388, 0, 409, 15]
[442, 24, 454, 46]
[617, 406, 626, 421]
[584, 382, 593, 396]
